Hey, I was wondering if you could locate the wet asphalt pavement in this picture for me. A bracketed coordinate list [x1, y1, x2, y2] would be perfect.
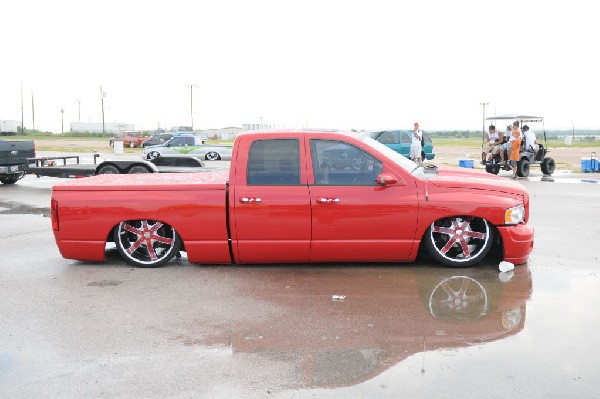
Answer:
[0, 170, 599, 398]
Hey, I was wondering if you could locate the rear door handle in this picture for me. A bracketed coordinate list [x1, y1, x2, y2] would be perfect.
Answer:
[316, 197, 340, 204]
[240, 197, 262, 204]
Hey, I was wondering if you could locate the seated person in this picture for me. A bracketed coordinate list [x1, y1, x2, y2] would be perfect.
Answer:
[522, 125, 538, 158]
[482, 124, 502, 163]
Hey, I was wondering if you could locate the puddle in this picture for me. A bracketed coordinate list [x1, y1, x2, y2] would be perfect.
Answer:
[0, 201, 50, 217]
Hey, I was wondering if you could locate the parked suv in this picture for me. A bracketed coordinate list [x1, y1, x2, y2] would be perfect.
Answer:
[368, 130, 435, 160]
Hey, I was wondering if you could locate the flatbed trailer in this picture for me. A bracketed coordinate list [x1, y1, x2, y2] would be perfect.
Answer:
[27, 154, 205, 178]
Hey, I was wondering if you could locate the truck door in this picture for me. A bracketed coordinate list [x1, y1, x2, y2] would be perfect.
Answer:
[307, 138, 419, 262]
[231, 138, 311, 263]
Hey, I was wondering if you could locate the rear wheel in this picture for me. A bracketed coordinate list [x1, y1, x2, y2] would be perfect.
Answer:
[0, 175, 21, 184]
[485, 164, 500, 175]
[205, 151, 220, 161]
[114, 220, 181, 267]
[128, 165, 151, 174]
[424, 216, 493, 267]
[129, 141, 135, 148]
[541, 157, 555, 175]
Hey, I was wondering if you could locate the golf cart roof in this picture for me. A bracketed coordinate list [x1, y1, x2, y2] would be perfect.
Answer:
[486, 113, 544, 123]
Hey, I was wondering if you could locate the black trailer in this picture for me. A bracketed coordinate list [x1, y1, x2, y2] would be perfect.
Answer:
[27, 154, 205, 178]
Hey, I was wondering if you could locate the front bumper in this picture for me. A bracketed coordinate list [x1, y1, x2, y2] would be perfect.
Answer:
[497, 223, 534, 265]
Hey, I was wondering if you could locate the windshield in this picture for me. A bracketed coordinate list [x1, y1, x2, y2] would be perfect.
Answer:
[356, 133, 425, 176]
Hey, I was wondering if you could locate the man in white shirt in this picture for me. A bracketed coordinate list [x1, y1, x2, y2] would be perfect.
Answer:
[483, 124, 501, 163]
[522, 125, 538, 158]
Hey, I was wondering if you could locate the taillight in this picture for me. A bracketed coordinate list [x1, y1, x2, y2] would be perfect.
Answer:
[51, 198, 59, 231]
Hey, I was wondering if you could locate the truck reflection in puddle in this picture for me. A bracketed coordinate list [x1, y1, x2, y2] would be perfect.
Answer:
[174, 264, 532, 389]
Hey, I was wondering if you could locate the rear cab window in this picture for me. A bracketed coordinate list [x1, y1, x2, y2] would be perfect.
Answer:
[247, 139, 301, 185]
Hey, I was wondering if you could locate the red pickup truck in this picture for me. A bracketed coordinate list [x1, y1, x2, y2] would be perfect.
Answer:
[51, 130, 534, 268]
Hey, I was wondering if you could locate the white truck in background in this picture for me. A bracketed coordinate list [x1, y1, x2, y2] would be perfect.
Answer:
[0, 120, 21, 136]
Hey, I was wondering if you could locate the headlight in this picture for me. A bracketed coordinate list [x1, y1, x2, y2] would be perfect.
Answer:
[504, 204, 525, 225]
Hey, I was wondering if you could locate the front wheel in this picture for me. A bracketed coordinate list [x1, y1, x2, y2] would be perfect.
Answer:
[517, 158, 530, 177]
[97, 164, 120, 174]
[147, 151, 161, 160]
[129, 142, 135, 148]
[114, 220, 181, 267]
[424, 216, 493, 267]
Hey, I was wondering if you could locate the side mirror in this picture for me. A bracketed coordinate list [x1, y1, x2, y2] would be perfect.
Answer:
[376, 173, 405, 186]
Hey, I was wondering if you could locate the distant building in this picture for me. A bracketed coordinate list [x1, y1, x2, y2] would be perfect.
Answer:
[0, 119, 22, 135]
[70, 122, 135, 134]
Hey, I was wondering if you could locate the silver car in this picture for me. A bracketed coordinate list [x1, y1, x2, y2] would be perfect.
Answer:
[143, 136, 233, 161]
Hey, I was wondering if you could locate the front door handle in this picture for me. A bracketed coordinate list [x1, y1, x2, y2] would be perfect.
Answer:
[240, 197, 262, 204]
[316, 197, 340, 204]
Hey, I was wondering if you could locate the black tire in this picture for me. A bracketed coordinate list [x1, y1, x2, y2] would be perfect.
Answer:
[147, 151, 161, 160]
[114, 220, 181, 267]
[424, 216, 493, 267]
[205, 151, 220, 161]
[128, 165, 151, 174]
[0, 176, 20, 184]
[541, 158, 555, 175]
[109, 140, 114, 147]
[129, 141, 135, 148]
[517, 158, 530, 177]
[485, 164, 500, 175]
[421, 150, 426, 161]
[97, 164, 120, 174]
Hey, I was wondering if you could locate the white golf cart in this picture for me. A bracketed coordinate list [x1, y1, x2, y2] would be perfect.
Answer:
[483, 114, 555, 177]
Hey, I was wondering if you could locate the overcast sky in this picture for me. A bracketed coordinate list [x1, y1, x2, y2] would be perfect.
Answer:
[1, 0, 598, 133]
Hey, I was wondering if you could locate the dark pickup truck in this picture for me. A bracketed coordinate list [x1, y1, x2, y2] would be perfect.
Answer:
[0, 139, 35, 184]
[1, 139, 206, 184]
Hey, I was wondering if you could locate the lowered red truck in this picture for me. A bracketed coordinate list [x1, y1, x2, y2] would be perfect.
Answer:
[51, 130, 534, 268]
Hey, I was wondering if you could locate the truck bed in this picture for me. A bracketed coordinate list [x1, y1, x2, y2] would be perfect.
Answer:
[52, 171, 230, 191]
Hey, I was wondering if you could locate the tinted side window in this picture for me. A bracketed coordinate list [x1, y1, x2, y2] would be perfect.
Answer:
[400, 131, 411, 144]
[247, 139, 300, 185]
[169, 137, 185, 146]
[310, 139, 382, 186]
[379, 131, 399, 144]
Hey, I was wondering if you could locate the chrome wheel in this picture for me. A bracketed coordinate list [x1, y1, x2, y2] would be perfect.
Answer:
[425, 216, 493, 267]
[147, 151, 161, 160]
[114, 220, 180, 267]
[205, 151, 220, 161]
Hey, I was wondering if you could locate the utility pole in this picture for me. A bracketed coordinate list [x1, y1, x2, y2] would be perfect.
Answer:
[20, 81, 24, 134]
[31, 90, 35, 132]
[479, 102, 489, 143]
[185, 84, 198, 129]
[61, 106, 64, 134]
[77, 98, 81, 122]
[100, 85, 106, 136]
